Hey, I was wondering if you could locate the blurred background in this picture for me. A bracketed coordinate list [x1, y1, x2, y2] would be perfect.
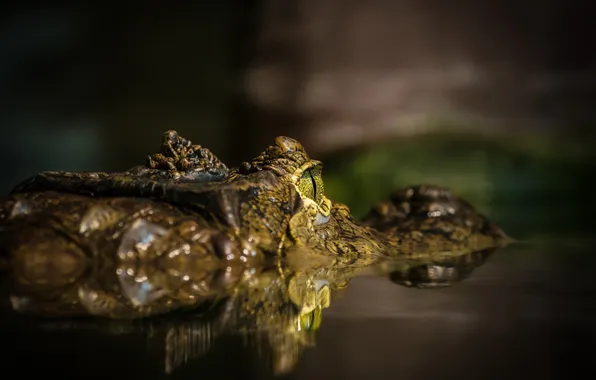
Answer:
[1, 1, 594, 236]
[2, 3, 596, 379]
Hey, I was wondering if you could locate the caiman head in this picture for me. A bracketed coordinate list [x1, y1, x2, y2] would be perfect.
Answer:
[225, 136, 342, 253]
[233, 136, 332, 224]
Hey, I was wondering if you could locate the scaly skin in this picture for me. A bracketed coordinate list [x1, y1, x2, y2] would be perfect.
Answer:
[0, 130, 508, 319]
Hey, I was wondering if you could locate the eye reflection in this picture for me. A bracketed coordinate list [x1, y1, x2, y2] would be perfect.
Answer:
[298, 308, 322, 331]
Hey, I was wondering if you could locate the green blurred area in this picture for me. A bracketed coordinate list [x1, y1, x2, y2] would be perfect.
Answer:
[320, 130, 595, 241]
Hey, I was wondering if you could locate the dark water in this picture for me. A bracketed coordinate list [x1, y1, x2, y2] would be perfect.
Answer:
[1, 206, 595, 380]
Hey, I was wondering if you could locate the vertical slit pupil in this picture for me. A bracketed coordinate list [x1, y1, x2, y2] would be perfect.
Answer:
[309, 171, 317, 198]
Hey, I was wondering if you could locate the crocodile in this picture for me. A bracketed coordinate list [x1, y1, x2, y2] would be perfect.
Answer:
[0, 130, 508, 319]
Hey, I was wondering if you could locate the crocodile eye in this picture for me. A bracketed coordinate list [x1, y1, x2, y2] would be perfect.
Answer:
[298, 170, 316, 200]
[298, 166, 324, 203]
[312, 167, 324, 203]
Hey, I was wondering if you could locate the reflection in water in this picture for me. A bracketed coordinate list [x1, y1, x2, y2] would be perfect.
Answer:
[164, 319, 213, 374]
[0, 131, 508, 376]
[159, 273, 330, 375]
[1, 237, 496, 375]
[383, 248, 496, 288]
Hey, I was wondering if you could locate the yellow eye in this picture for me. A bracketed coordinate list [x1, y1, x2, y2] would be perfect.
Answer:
[298, 166, 324, 203]
[313, 170, 324, 203]
[298, 171, 315, 200]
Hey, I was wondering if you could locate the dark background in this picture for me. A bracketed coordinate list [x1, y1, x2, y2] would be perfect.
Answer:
[1, 1, 595, 192]
[1, 2, 595, 379]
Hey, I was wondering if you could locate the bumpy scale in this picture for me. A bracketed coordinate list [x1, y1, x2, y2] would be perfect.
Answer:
[0, 130, 508, 318]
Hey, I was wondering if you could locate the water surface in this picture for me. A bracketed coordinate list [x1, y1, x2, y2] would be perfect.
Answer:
[2, 231, 594, 379]
[1, 135, 594, 379]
